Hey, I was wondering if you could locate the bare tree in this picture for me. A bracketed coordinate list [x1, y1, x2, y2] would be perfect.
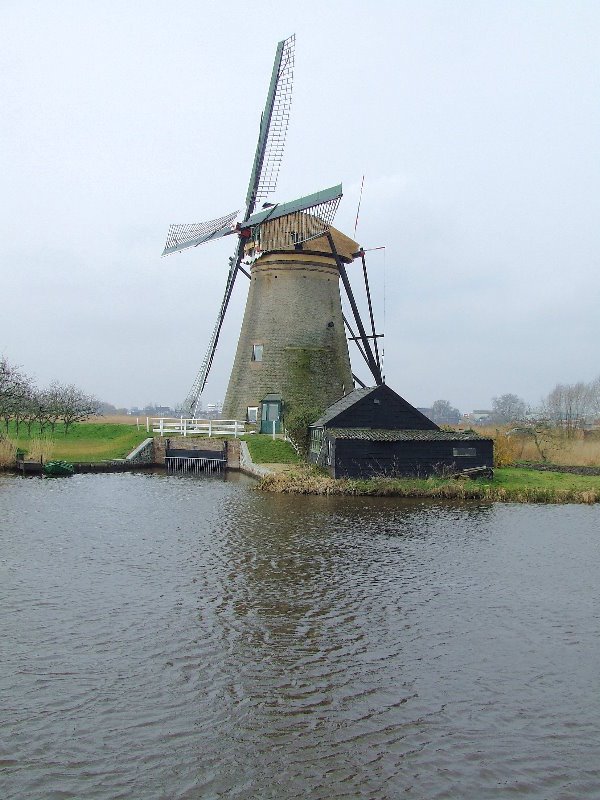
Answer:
[491, 393, 528, 424]
[0, 355, 99, 437]
[43, 382, 65, 434]
[590, 376, 600, 419]
[542, 382, 593, 437]
[33, 387, 53, 434]
[429, 399, 461, 425]
[21, 386, 40, 436]
[58, 384, 98, 434]
[0, 356, 33, 434]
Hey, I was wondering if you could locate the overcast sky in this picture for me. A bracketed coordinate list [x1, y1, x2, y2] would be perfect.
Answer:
[2, 0, 599, 412]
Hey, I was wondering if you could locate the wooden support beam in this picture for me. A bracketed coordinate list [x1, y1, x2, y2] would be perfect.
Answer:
[327, 232, 382, 385]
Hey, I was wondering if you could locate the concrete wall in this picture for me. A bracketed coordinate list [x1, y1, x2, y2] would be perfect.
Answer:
[222, 250, 353, 421]
[126, 438, 155, 464]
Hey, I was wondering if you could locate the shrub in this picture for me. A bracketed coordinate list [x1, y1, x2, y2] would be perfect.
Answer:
[284, 405, 323, 458]
[490, 428, 520, 467]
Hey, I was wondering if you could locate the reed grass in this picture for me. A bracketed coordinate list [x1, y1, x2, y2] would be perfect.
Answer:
[475, 426, 600, 468]
[26, 436, 55, 462]
[0, 437, 17, 467]
[521, 438, 600, 466]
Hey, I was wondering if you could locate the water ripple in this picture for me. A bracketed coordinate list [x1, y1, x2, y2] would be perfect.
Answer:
[1, 473, 599, 798]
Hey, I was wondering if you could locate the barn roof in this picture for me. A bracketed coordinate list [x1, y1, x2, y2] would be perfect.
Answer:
[311, 387, 376, 427]
[310, 384, 440, 431]
[326, 429, 490, 442]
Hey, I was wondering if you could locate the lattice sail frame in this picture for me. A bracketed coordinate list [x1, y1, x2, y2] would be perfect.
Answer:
[162, 209, 239, 256]
[253, 34, 295, 205]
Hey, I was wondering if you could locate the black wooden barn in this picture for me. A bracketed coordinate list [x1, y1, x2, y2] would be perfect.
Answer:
[308, 385, 493, 478]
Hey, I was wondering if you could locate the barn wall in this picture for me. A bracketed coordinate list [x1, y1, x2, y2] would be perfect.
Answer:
[333, 438, 493, 478]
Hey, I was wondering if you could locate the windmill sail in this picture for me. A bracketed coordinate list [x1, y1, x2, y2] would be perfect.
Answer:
[182, 242, 244, 415]
[245, 34, 295, 214]
[162, 209, 239, 257]
[178, 35, 296, 415]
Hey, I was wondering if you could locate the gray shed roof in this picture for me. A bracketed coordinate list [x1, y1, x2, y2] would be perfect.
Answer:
[326, 428, 490, 442]
[311, 387, 377, 427]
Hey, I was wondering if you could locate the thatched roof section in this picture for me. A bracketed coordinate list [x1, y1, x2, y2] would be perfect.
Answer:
[303, 225, 359, 262]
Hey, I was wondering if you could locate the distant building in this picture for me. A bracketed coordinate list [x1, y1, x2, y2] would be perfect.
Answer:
[465, 410, 493, 425]
[206, 402, 223, 419]
[140, 405, 175, 417]
[152, 406, 173, 417]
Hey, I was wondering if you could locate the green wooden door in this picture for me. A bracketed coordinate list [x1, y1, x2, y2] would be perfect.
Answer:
[260, 401, 282, 434]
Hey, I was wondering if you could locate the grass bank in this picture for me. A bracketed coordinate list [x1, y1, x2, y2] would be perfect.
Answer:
[241, 435, 300, 464]
[3, 422, 149, 463]
[259, 466, 600, 503]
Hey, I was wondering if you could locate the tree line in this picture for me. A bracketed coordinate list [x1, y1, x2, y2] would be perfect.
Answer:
[0, 355, 98, 435]
[540, 378, 600, 434]
[431, 376, 600, 432]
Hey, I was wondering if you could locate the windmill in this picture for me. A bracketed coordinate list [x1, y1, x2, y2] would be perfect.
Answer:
[162, 35, 383, 429]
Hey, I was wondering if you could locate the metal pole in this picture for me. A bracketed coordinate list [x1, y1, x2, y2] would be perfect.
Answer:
[272, 420, 276, 440]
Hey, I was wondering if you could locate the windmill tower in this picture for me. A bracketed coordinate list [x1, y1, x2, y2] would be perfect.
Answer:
[162, 36, 383, 429]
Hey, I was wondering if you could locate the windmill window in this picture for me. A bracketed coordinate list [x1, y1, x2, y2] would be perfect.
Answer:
[247, 406, 258, 423]
[453, 447, 477, 457]
[252, 344, 263, 362]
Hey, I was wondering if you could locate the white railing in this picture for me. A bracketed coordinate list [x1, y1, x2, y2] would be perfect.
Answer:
[147, 418, 245, 438]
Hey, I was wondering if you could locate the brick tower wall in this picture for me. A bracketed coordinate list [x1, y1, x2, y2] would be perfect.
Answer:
[222, 250, 354, 422]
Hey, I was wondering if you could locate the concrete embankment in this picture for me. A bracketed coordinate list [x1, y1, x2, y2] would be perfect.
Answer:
[11, 437, 275, 476]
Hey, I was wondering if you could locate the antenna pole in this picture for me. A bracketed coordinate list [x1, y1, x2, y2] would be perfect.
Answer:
[354, 175, 364, 238]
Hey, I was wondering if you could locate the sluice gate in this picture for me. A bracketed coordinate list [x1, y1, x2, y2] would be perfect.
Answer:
[165, 446, 226, 474]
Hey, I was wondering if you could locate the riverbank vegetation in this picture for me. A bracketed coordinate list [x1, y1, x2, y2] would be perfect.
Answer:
[259, 466, 600, 503]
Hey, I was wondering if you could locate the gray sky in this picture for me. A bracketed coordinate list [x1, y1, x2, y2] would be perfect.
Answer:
[2, 0, 599, 412]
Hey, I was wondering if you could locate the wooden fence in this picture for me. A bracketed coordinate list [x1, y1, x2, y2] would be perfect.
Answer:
[148, 418, 245, 438]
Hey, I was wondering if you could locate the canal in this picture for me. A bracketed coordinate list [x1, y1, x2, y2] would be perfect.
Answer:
[1, 471, 599, 799]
